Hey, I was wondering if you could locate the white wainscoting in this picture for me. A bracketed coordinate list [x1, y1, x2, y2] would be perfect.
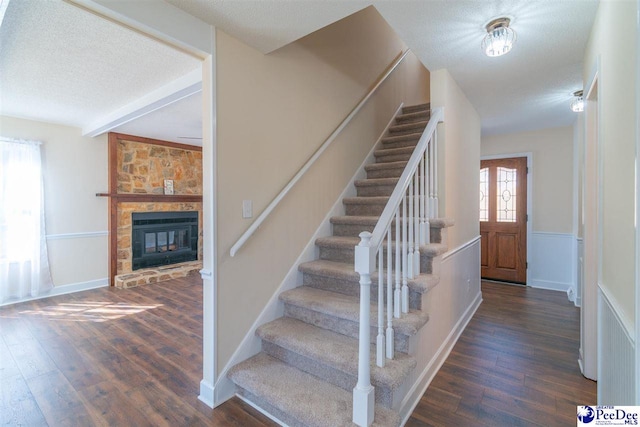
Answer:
[598, 285, 635, 405]
[529, 232, 575, 293]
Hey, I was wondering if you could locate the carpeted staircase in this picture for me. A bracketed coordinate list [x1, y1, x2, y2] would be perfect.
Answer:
[228, 104, 453, 426]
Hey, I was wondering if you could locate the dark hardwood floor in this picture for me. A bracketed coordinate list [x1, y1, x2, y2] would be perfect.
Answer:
[0, 278, 594, 426]
[0, 276, 276, 426]
[407, 281, 596, 427]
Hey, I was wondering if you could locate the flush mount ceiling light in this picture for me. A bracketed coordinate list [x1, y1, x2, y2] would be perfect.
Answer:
[570, 90, 584, 112]
[482, 17, 517, 57]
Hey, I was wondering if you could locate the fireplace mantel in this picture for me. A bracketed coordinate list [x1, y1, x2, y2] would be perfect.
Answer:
[97, 193, 202, 203]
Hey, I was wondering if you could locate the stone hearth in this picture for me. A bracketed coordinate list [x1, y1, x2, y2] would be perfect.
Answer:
[114, 260, 203, 289]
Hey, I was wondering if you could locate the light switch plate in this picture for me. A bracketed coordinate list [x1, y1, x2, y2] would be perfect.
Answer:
[242, 200, 252, 218]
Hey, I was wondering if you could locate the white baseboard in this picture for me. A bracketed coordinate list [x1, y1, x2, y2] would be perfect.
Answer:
[528, 279, 572, 293]
[211, 104, 404, 407]
[0, 278, 108, 307]
[400, 291, 482, 424]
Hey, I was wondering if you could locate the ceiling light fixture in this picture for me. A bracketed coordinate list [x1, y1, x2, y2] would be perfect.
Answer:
[482, 17, 516, 57]
[570, 90, 584, 112]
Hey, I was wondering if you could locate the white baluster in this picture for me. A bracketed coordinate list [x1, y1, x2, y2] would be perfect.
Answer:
[429, 133, 436, 218]
[394, 208, 401, 319]
[376, 247, 384, 367]
[386, 228, 394, 359]
[422, 152, 430, 244]
[414, 172, 420, 276]
[353, 232, 374, 427]
[407, 179, 414, 279]
[401, 197, 409, 314]
[433, 129, 439, 217]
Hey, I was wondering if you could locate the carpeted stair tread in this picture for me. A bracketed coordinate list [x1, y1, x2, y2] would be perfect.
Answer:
[388, 120, 428, 135]
[402, 103, 430, 114]
[330, 215, 454, 230]
[380, 133, 422, 150]
[343, 196, 389, 205]
[298, 259, 440, 294]
[258, 317, 417, 390]
[228, 353, 401, 427]
[394, 110, 430, 123]
[316, 235, 449, 256]
[374, 146, 415, 158]
[354, 177, 399, 188]
[280, 286, 430, 337]
[364, 162, 407, 179]
[365, 161, 408, 172]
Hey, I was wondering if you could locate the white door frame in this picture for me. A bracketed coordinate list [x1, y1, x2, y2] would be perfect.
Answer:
[581, 58, 600, 381]
[480, 153, 532, 285]
[635, 0, 640, 404]
[67, 0, 219, 407]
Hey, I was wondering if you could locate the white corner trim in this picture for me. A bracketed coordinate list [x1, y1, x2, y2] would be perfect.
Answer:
[400, 291, 482, 424]
[198, 380, 214, 408]
[46, 231, 108, 240]
[599, 282, 635, 344]
[0, 278, 108, 307]
[212, 104, 405, 406]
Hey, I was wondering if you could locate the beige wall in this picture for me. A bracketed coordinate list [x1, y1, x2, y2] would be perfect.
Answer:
[0, 115, 108, 287]
[583, 0, 638, 323]
[482, 126, 574, 234]
[215, 6, 430, 374]
[430, 69, 481, 249]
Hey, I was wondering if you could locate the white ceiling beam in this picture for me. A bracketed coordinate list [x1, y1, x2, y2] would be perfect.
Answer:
[82, 68, 201, 137]
[67, 0, 213, 57]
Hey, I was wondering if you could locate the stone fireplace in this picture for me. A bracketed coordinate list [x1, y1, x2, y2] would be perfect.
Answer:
[100, 133, 203, 288]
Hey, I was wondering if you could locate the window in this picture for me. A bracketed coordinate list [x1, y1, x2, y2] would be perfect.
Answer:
[479, 167, 489, 222]
[0, 137, 52, 302]
[496, 166, 517, 222]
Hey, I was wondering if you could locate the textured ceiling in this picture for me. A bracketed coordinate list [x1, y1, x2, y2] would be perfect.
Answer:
[0, 0, 200, 132]
[0, 0, 599, 141]
[166, 0, 599, 135]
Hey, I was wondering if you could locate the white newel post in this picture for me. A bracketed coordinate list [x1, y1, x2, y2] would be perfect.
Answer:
[353, 232, 375, 427]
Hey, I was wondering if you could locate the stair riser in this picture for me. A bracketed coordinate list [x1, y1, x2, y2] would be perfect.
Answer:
[262, 341, 395, 408]
[332, 222, 444, 244]
[344, 203, 386, 216]
[301, 274, 423, 311]
[319, 246, 435, 274]
[374, 153, 412, 163]
[395, 113, 430, 124]
[282, 306, 413, 353]
[356, 184, 396, 197]
[382, 139, 420, 150]
[366, 167, 405, 179]
[388, 124, 427, 136]
[402, 104, 430, 114]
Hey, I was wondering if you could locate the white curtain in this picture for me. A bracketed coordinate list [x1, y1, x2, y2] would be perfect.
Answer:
[0, 137, 53, 303]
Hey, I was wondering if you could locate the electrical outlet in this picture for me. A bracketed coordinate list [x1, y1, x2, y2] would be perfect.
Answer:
[242, 200, 252, 218]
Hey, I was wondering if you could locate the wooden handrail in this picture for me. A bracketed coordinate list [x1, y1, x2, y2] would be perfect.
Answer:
[229, 49, 412, 257]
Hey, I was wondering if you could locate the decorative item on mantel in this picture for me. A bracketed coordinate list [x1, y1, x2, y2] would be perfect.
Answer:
[163, 179, 174, 195]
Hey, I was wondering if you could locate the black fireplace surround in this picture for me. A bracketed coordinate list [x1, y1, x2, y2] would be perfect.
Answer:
[131, 211, 198, 270]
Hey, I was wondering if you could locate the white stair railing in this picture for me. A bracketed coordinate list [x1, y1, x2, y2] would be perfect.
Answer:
[353, 107, 443, 427]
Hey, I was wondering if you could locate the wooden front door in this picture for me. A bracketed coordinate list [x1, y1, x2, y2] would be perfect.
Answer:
[480, 157, 527, 284]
